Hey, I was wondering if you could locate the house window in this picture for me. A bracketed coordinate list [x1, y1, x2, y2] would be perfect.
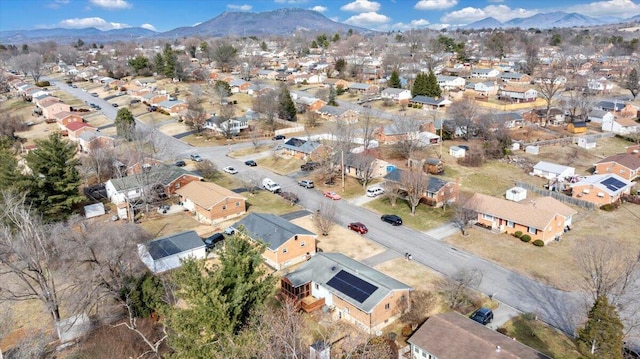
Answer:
[282, 248, 288, 254]
[385, 303, 390, 310]
[301, 242, 306, 247]
[222, 205, 227, 210]
[482, 214, 494, 221]
[175, 183, 180, 189]
[315, 283, 319, 290]
[236, 201, 240, 206]
[528, 227, 537, 234]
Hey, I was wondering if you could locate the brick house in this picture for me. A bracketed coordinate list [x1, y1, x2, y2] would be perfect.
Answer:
[497, 85, 538, 103]
[383, 169, 459, 207]
[65, 122, 96, 142]
[278, 138, 328, 161]
[42, 101, 71, 120]
[233, 213, 316, 270]
[78, 131, 115, 153]
[55, 111, 83, 129]
[158, 99, 188, 115]
[176, 181, 246, 225]
[316, 105, 359, 124]
[280, 252, 413, 333]
[570, 174, 634, 205]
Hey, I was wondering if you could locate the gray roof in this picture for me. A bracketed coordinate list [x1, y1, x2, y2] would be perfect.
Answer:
[411, 96, 447, 105]
[588, 109, 609, 118]
[383, 168, 449, 193]
[382, 87, 408, 95]
[147, 230, 204, 260]
[233, 213, 315, 250]
[572, 174, 633, 196]
[108, 165, 200, 192]
[533, 161, 574, 175]
[350, 83, 371, 90]
[317, 105, 348, 116]
[284, 252, 412, 313]
[281, 138, 322, 154]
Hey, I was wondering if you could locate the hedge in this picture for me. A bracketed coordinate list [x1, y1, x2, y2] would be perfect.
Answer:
[520, 234, 531, 242]
[533, 239, 545, 247]
[513, 231, 523, 238]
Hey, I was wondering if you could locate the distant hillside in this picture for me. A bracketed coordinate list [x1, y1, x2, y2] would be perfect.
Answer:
[159, 8, 371, 38]
[463, 11, 638, 29]
[0, 27, 156, 44]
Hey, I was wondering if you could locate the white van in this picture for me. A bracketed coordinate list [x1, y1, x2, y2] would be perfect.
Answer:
[366, 187, 385, 197]
[262, 178, 282, 193]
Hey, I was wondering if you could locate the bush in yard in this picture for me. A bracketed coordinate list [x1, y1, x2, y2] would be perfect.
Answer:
[36, 81, 51, 87]
[533, 239, 544, 247]
[513, 231, 523, 238]
[401, 325, 413, 337]
[497, 327, 509, 335]
[520, 234, 531, 242]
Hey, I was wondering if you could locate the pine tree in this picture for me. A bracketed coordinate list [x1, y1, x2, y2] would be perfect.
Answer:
[23, 133, 82, 221]
[164, 234, 275, 357]
[624, 68, 639, 100]
[328, 85, 338, 106]
[278, 85, 297, 122]
[115, 108, 136, 140]
[426, 70, 442, 98]
[412, 72, 429, 97]
[0, 143, 22, 194]
[577, 296, 624, 359]
[388, 69, 402, 89]
[153, 53, 164, 74]
[163, 44, 176, 78]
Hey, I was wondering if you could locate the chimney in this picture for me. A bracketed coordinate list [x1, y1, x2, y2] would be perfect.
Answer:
[496, 345, 501, 352]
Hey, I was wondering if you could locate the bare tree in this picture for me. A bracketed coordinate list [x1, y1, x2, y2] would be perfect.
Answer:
[254, 298, 306, 359]
[383, 181, 403, 207]
[447, 97, 479, 140]
[359, 108, 378, 155]
[0, 191, 63, 334]
[253, 89, 280, 133]
[451, 195, 476, 236]
[196, 159, 219, 181]
[216, 104, 237, 139]
[305, 111, 320, 129]
[349, 154, 377, 190]
[400, 290, 436, 329]
[80, 144, 117, 184]
[184, 94, 209, 133]
[12, 53, 44, 83]
[537, 71, 565, 127]
[391, 114, 423, 160]
[401, 170, 427, 216]
[312, 200, 337, 236]
[440, 268, 483, 311]
[0, 112, 26, 141]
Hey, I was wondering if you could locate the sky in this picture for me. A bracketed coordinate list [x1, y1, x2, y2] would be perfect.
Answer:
[1, 0, 640, 33]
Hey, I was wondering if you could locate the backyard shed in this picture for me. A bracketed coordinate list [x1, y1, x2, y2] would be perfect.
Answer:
[138, 230, 206, 273]
[449, 146, 466, 158]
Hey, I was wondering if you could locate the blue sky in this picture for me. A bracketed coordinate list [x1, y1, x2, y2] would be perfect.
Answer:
[1, 0, 640, 33]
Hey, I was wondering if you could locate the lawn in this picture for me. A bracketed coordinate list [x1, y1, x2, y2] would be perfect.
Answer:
[228, 144, 273, 157]
[258, 155, 306, 175]
[365, 197, 453, 231]
[501, 314, 581, 359]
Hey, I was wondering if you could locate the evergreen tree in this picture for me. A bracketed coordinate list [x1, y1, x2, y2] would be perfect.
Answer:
[412, 72, 429, 97]
[624, 68, 639, 99]
[328, 85, 338, 106]
[388, 69, 402, 89]
[0, 143, 21, 193]
[153, 53, 164, 73]
[164, 234, 275, 357]
[577, 296, 624, 359]
[23, 133, 82, 221]
[426, 70, 442, 98]
[260, 41, 267, 51]
[115, 108, 136, 140]
[278, 85, 297, 122]
[163, 44, 176, 78]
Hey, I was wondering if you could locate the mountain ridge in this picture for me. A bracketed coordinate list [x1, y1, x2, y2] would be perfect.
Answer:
[464, 11, 638, 29]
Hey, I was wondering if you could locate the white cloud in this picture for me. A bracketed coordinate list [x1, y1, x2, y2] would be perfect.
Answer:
[341, 0, 381, 13]
[387, 18, 431, 31]
[310, 5, 327, 12]
[344, 12, 390, 27]
[89, 0, 132, 10]
[227, 4, 252, 11]
[58, 17, 131, 30]
[140, 23, 157, 31]
[441, 5, 538, 24]
[414, 0, 458, 11]
[567, 0, 640, 17]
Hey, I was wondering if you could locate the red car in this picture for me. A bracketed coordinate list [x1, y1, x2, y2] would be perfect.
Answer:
[324, 191, 342, 200]
[348, 222, 368, 234]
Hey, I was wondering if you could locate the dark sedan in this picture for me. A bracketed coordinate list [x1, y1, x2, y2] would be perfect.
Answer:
[470, 308, 493, 325]
[244, 160, 257, 166]
[381, 214, 403, 226]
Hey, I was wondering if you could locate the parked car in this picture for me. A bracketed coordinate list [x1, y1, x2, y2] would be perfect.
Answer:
[298, 179, 314, 188]
[89, 103, 97, 108]
[366, 187, 385, 197]
[300, 162, 320, 171]
[381, 214, 403, 226]
[224, 226, 236, 235]
[278, 191, 299, 203]
[112, 103, 119, 107]
[262, 178, 282, 193]
[174, 160, 186, 167]
[130, 99, 141, 104]
[91, 92, 98, 97]
[324, 191, 341, 200]
[245, 160, 257, 166]
[190, 154, 203, 162]
[470, 308, 493, 325]
[348, 222, 368, 234]
[203, 233, 225, 252]
[94, 105, 101, 110]
[223, 166, 238, 174]
[70, 84, 78, 88]
[272, 134, 286, 140]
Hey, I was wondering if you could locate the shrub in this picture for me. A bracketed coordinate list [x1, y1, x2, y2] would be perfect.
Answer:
[496, 327, 509, 335]
[600, 203, 619, 211]
[401, 325, 413, 337]
[513, 231, 523, 238]
[533, 239, 544, 247]
[35, 81, 50, 87]
[520, 234, 531, 242]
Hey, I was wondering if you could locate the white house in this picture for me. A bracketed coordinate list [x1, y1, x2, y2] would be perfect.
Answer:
[138, 231, 206, 274]
[204, 116, 249, 135]
[588, 109, 615, 124]
[472, 81, 496, 93]
[470, 68, 500, 79]
[532, 161, 575, 181]
[602, 117, 640, 135]
[587, 78, 614, 93]
[380, 88, 412, 102]
[436, 75, 465, 90]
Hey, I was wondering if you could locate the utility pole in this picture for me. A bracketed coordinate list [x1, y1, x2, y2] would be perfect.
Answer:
[341, 150, 345, 193]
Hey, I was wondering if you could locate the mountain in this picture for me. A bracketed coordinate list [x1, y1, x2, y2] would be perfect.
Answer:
[463, 11, 636, 29]
[0, 27, 156, 44]
[159, 8, 370, 38]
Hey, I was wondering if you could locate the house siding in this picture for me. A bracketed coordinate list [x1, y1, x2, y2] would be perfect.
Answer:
[475, 213, 565, 242]
[595, 162, 637, 181]
[332, 289, 410, 333]
[187, 198, 246, 224]
[262, 234, 316, 270]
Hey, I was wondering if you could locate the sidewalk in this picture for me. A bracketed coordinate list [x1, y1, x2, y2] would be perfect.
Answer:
[423, 222, 459, 240]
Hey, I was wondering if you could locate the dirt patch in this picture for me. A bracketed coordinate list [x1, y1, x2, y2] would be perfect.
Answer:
[158, 121, 190, 136]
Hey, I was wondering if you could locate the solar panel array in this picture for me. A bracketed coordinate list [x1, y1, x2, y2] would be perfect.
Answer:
[326, 270, 378, 303]
[147, 239, 183, 260]
[601, 177, 627, 192]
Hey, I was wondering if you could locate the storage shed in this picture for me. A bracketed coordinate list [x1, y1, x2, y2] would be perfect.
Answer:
[138, 230, 206, 273]
[449, 146, 466, 158]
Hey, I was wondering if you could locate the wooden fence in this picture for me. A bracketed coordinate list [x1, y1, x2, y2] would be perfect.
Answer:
[514, 181, 595, 209]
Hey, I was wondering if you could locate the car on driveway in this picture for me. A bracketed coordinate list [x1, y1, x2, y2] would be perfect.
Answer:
[298, 179, 314, 188]
[244, 160, 257, 166]
[174, 160, 186, 167]
[203, 233, 225, 252]
[381, 214, 403, 226]
[91, 92, 99, 97]
[324, 191, 341, 200]
[223, 166, 238, 174]
[94, 105, 101, 110]
[366, 187, 385, 197]
[190, 154, 203, 162]
[470, 308, 494, 325]
[112, 103, 119, 107]
[300, 162, 320, 171]
[89, 103, 97, 108]
[272, 134, 286, 140]
[348, 222, 368, 234]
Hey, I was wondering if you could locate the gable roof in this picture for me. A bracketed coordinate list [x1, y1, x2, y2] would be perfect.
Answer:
[596, 153, 640, 170]
[108, 165, 201, 192]
[176, 181, 246, 210]
[65, 122, 93, 132]
[464, 193, 561, 230]
[233, 213, 315, 250]
[533, 161, 575, 175]
[382, 87, 409, 95]
[411, 95, 451, 106]
[384, 169, 450, 193]
[408, 312, 550, 359]
[284, 252, 412, 313]
[572, 174, 634, 196]
[146, 230, 204, 260]
[281, 138, 322, 154]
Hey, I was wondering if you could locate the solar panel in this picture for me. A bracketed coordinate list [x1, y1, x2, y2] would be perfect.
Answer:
[147, 239, 182, 260]
[326, 270, 378, 303]
[601, 177, 626, 192]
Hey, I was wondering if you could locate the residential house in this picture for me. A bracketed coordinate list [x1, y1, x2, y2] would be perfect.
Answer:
[436, 75, 465, 90]
[323, 78, 349, 90]
[408, 158, 444, 175]
[278, 138, 328, 161]
[141, 93, 168, 105]
[138, 231, 206, 274]
[449, 146, 466, 158]
[602, 116, 640, 135]
[233, 213, 316, 270]
[383, 169, 459, 207]
[316, 105, 359, 124]
[594, 100, 625, 113]
[567, 121, 587, 134]
[349, 83, 379, 95]
[464, 192, 576, 243]
[410, 95, 452, 109]
[470, 81, 497, 95]
[42, 101, 71, 120]
[380, 88, 412, 102]
[176, 181, 247, 225]
[498, 72, 531, 83]
[479, 112, 524, 130]
[229, 79, 250, 93]
[204, 115, 249, 136]
[595, 153, 640, 181]
[587, 109, 615, 124]
[256, 69, 279, 80]
[78, 131, 115, 153]
[374, 121, 434, 145]
[293, 73, 326, 84]
[587, 78, 614, 93]
[134, 77, 156, 88]
[498, 85, 538, 103]
[532, 161, 575, 181]
[523, 108, 565, 126]
[626, 144, 640, 154]
[54, 111, 83, 129]
[65, 122, 96, 142]
[470, 68, 500, 79]
[158, 99, 188, 115]
[570, 174, 634, 205]
[280, 252, 413, 333]
[294, 96, 326, 112]
[343, 153, 395, 180]
[408, 312, 551, 359]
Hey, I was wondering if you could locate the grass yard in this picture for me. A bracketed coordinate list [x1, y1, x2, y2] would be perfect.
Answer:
[245, 190, 304, 215]
[180, 133, 231, 147]
[501, 314, 581, 359]
[137, 111, 174, 124]
[365, 197, 453, 231]
[138, 211, 207, 238]
[228, 144, 273, 157]
[258, 156, 306, 175]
